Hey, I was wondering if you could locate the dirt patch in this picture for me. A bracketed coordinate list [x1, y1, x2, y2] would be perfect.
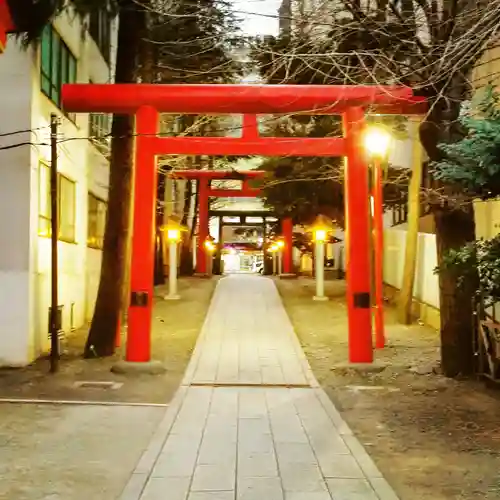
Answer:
[0, 277, 217, 404]
[276, 277, 500, 500]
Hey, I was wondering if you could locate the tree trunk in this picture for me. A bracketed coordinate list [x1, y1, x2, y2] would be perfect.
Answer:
[398, 118, 424, 323]
[84, 1, 144, 358]
[155, 170, 166, 285]
[434, 206, 477, 377]
[419, 73, 478, 377]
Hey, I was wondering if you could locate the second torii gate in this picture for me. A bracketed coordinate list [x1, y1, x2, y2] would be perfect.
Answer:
[62, 83, 426, 366]
[168, 168, 294, 275]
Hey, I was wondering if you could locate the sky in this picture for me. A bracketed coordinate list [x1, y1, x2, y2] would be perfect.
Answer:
[230, 0, 281, 36]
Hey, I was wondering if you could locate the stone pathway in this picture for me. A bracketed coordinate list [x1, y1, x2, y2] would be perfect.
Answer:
[120, 275, 399, 500]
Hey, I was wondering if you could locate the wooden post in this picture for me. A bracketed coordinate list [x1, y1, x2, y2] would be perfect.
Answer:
[398, 118, 424, 324]
[49, 114, 60, 373]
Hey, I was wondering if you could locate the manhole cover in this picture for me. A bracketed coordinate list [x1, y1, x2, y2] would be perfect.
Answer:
[73, 381, 123, 390]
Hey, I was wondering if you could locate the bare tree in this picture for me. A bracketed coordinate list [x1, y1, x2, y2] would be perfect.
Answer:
[252, 0, 500, 376]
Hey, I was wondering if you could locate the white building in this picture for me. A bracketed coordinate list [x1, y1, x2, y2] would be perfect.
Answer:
[0, 8, 117, 366]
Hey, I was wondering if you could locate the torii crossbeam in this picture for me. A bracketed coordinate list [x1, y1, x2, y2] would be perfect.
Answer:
[62, 83, 426, 366]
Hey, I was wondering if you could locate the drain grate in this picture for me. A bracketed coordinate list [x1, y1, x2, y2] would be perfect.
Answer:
[73, 381, 123, 390]
[189, 382, 311, 389]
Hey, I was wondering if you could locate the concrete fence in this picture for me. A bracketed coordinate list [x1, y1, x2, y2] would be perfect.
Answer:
[383, 228, 440, 328]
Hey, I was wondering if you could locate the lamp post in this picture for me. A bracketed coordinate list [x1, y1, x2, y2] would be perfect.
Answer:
[313, 227, 329, 301]
[364, 126, 392, 349]
[276, 239, 285, 275]
[204, 239, 216, 277]
[165, 228, 181, 300]
[162, 218, 188, 300]
[269, 244, 278, 275]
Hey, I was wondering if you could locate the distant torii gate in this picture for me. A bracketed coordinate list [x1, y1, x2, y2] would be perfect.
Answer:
[168, 168, 293, 276]
[62, 83, 426, 366]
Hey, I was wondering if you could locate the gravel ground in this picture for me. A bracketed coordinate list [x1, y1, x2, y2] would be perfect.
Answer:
[276, 277, 500, 500]
[0, 277, 217, 500]
[0, 277, 217, 404]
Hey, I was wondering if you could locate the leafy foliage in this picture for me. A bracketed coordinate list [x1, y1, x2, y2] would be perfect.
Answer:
[151, 0, 242, 84]
[9, 0, 119, 44]
[432, 86, 500, 199]
[436, 235, 500, 306]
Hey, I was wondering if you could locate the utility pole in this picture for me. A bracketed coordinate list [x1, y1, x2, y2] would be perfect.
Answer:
[50, 113, 60, 373]
[398, 118, 424, 324]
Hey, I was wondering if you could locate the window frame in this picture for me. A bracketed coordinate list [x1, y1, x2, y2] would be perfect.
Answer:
[88, 111, 112, 155]
[38, 160, 51, 238]
[89, 10, 112, 63]
[87, 192, 107, 250]
[58, 174, 77, 244]
[40, 25, 77, 113]
[38, 162, 77, 244]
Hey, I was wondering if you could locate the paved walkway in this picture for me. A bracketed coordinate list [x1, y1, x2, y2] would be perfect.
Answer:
[120, 275, 399, 500]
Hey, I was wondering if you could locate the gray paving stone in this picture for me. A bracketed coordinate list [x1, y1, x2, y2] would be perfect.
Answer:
[203, 423, 238, 442]
[238, 431, 275, 454]
[151, 449, 198, 477]
[369, 478, 399, 500]
[318, 454, 365, 479]
[191, 463, 236, 491]
[343, 436, 383, 478]
[188, 492, 235, 500]
[275, 442, 317, 464]
[326, 478, 378, 500]
[120, 473, 148, 500]
[237, 477, 284, 500]
[238, 417, 271, 435]
[304, 423, 350, 455]
[198, 440, 236, 465]
[238, 452, 278, 477]
[141, 477, 190, 500]
[285, 493, 332, 500]
[128, 276, 398, 500]
[280, 462, 328, 493]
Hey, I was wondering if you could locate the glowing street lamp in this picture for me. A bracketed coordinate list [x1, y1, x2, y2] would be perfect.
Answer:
[204, 238, 216, 276]
[364, 126, 392, 159]
[269, 243, 279, 275]
[364, 126, 392, 349]
[162, 218, 188, 300]
[312, 223, 329, 301]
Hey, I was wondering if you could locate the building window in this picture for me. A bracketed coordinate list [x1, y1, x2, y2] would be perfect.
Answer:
[89, 112, 111, 154]
[40, 25, 77, 109]
[89, 10, 112, 62]
[38, 162, 77, 243]
[59, 175, 76, 242]
[38, 161, 51, 237]
[88, 193, 107, 249]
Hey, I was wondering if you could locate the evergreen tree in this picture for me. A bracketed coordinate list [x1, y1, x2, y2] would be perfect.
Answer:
[433, 86, 500, 199]
[150, 0, 242, 275]
[434, 86, 500, 308]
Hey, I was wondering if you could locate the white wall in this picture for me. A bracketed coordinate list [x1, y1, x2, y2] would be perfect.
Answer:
[0, 41, 34, 365]
[0, 10, 117, 366]
[384, 227, 439, 308]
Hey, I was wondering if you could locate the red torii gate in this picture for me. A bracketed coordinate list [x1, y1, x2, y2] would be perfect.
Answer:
[0, 0, 14, 52]
[62, 83, 426, 366]
[168, 168, 294, 276]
